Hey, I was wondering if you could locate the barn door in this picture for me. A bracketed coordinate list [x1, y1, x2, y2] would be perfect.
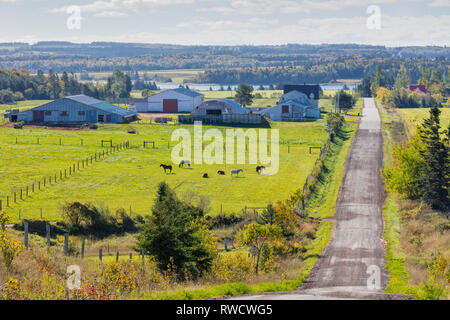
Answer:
[106, 115, 111, 123]
[163, 99, 178, 113]
[33, 110, 44, 122]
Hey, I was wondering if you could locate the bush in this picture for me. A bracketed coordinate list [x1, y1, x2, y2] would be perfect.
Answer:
[61, 202, 136, 238]
[211, 252, 254, 282]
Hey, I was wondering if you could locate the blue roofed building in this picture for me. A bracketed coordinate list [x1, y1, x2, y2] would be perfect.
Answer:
[14, 95, 138, 124]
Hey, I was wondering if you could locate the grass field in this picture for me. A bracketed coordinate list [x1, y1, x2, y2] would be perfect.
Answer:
[0, 120, 328, 222]
[0, 100, 52, 114]
[396, 108, 450, 136]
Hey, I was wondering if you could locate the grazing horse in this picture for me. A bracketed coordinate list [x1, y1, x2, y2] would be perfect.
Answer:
[217, 170, 225, 175]
[179, 160, 191, 168]
[231, 169, 243, 177]
[160, 164, 173, 173]
[203, 173, 209, 178]
[256, 166, 266, 175]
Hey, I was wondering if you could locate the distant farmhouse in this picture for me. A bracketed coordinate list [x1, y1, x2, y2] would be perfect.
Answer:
[409, 85, 427, 94]
[130, 88, 204, 113]
[257, 85, 321, 121]
[9, 95, 138, 124]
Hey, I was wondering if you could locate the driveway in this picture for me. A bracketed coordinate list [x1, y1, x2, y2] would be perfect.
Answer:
[227, 98, 399, 300]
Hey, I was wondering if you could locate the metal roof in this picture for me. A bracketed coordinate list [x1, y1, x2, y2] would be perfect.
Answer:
[64, 95, 136, 117]
[216, 98, 248, 114]
[66, 95, 104, 106]
[172, 87, 203, 98]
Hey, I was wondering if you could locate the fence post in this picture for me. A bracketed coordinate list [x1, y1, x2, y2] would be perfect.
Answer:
[46, 221, 51, 246]
[14, 192, 16, 203]
[142, 250, 145, 265]
[20, 188, 22, 200]
[44, 177, 46, 187]
[24, 221, 29, 248]
[19, 209, 21, 220]
[0, 199, 2, 211]
[40, 208, 43, 219]
[81, 238, 85, 259]
[116, 251, 119, 263]
[224, 238, 228, 251]
[1, 223, 5, 232]
[99, 248, 103, 263]
[64, 233, 69, 255]
[6, 196, 9, 207]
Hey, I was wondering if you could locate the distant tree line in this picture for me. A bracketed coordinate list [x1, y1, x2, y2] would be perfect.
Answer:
[0, 68, 133, 104]
[358, 64, 449, 108]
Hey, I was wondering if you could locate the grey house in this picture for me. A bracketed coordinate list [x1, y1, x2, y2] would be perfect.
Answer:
[14, 95, 138, 124]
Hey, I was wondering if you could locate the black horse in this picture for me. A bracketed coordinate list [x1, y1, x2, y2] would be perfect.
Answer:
[217, 170, 225, 175]
[256, 166, 266, 175]
[203, 173, 209, 178]
[160, 164, 173, 173]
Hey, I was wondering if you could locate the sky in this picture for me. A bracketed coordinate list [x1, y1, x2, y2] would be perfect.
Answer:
[0, 0, 449, 46]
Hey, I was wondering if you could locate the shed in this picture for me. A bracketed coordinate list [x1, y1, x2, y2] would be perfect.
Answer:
[191, 99, 249, 116]
[131, 87, 204, 113]
[15, 95, 137, 124]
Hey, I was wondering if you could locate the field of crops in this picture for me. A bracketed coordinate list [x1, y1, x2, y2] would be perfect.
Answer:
[396, 107, 450, 136]
[0, 120, 329, 222]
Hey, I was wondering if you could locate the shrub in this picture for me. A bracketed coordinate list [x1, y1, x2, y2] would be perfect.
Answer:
[0, 230, 25, 271]
[212, 252, 254, 282]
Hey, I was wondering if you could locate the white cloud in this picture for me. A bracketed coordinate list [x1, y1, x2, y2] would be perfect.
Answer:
[49, 0, 195, 16]
[428, 0, 450, 7]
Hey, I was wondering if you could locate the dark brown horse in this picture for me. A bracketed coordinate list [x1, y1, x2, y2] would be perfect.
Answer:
[256, 166, 266, 175]
[217, 170, 225, 175]
[160, 164, 173, 173]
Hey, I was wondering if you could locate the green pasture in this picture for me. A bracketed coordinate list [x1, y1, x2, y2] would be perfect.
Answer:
[396, 107, 450, 136]
[0, 100, 52, 114]
[0, 120, 328, 222]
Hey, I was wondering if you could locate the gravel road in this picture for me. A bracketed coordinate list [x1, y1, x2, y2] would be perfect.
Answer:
[227, 98, 404, 300]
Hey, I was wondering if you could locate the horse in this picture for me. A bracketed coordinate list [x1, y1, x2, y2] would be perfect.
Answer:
[179, 160, 191, 168]
[217, 170, 225, 175]
[202, 173, 209, 178]
[256, 166, 266, 175]
[160, 164, 173, 173]
[231, 169, 243, 177]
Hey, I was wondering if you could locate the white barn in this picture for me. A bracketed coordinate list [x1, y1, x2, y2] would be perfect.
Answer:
[130, 88, 204, 113]
[257, 91, 320, 121]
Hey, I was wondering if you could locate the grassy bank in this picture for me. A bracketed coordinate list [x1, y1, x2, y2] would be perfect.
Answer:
[376, 101, 449, 300]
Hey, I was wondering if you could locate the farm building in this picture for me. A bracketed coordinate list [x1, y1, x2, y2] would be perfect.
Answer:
[256, 90, 320, 121]
[130, 87, 204, 113]
[191, 99, 249, 116]
[283, 84, 321, 107]
[409, 85, 427, 94]
[13, 95, 138, 124]
[179, 99, 265, 125]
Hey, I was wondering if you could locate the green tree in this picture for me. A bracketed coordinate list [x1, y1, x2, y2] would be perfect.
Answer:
[394, 65, 411, 89]
[239, 222, 282, 274]
[418, 106, 449, 210]
[135, 182, 217, 279]
[234, 83, 254, 107]
[259, 204, 277, 225]
[382, 135, 425, 199]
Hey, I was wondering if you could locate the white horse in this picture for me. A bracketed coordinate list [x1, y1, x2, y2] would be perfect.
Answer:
[231, 169, 243, 177]
[179, 160, 191, 168]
